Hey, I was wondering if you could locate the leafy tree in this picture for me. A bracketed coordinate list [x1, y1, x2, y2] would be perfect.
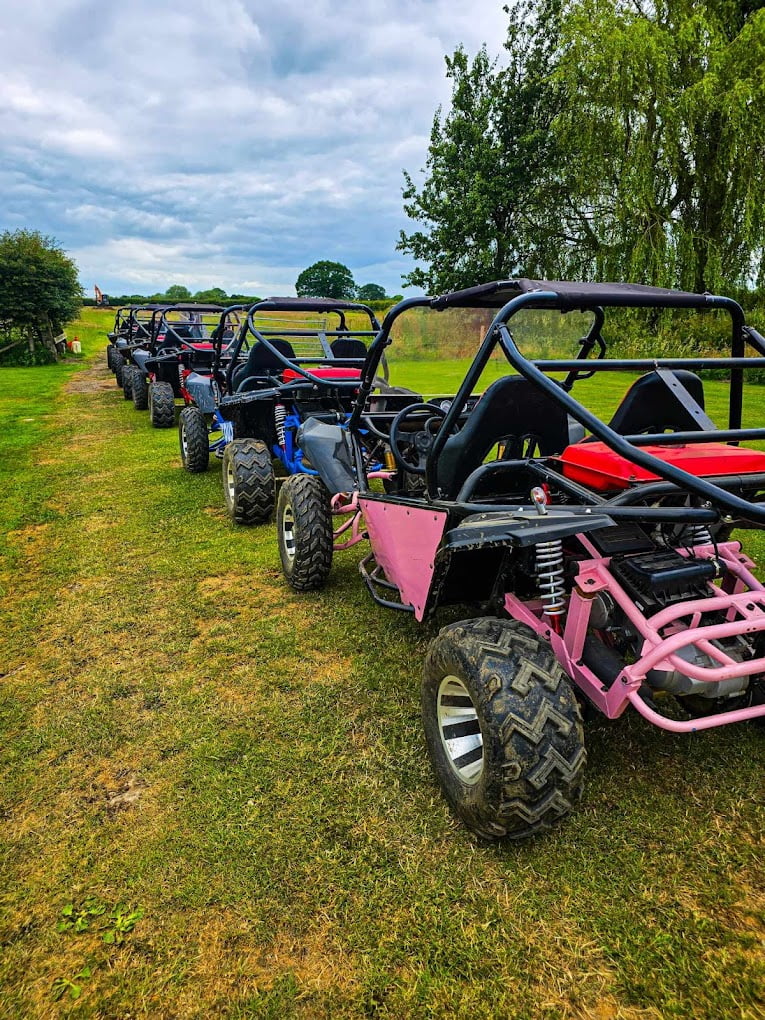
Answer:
[295, 261, 356, 299]
[356, 283, 387, 302]
[553, 0, 765, 292]
[0, 229, 81, 362]
[193, 287, 228, 303]
[164, 284, 192, 301]
[398, 3, 563, 292]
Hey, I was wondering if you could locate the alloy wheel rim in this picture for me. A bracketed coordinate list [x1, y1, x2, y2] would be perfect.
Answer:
[282, 503, 296, 561]
[225, 458, 236, 504]
[436, 675, 483, 785]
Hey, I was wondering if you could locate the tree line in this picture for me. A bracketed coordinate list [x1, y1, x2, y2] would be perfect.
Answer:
[105, 264, 397, 308]
[399, 0, 765, 296]
[100, 285, 262, 307]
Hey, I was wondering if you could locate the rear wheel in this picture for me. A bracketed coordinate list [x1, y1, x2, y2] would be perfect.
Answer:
[222, 439, 274, 524]
[149, 381, 176, 428]
[422, 617, 586, 841]
[277, 474, 333, 591]
[106, 345, 116, 371]
[122, 365, 133, 399]
[179, 407, 210, 473]
[132, 370, 148, 410]
[114, 359, 125, 387]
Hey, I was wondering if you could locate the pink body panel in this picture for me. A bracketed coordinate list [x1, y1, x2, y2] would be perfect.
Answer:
[359, 499, 448, 621]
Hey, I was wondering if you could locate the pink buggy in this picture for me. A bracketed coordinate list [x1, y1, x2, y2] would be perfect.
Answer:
[277, 280, 765, 840]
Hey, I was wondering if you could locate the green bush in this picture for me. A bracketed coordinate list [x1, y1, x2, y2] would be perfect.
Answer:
[0, 341, 58, 367]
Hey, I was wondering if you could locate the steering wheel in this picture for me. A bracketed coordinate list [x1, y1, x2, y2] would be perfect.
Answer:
[389, 402, 449, 475]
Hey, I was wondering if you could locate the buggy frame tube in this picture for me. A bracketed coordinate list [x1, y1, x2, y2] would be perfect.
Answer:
[423, 289, 765, 524]
[560, 307, 605, 391]
[223, 299, 381, 393]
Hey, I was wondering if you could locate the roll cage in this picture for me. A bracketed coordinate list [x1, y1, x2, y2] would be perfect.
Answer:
[113, 304, 165, 346]
[146, 303, 226, 353]
[217, 296, 383, 396]
[349, 279, 765, 527]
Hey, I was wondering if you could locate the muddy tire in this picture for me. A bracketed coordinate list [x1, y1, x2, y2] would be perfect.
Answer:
[222, 439, 274, 524]
[131, 370, 148, 411]
[277, 474, 333, 591]
[122, 365, 133, 399]
[149, 381, 176, 428]
[179, 407, 210, 473]
[422, 617, 586, 842]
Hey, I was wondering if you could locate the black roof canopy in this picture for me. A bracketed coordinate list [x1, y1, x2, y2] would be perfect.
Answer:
[158, 303, 225, 314]
[255, 296, 374, 313]
[428, 279, 718, 312]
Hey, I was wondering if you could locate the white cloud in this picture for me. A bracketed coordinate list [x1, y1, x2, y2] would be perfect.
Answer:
[0, 0, 511, 295]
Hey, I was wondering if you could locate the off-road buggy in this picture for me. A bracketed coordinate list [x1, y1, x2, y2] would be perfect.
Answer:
[106, 306, 133, 375]
[196, 297, 417, 526]
[106, 305, 160, 389]
[276, 279, 765, 840]
[176, 304, 252, 473]
[126, 304, 225, 427]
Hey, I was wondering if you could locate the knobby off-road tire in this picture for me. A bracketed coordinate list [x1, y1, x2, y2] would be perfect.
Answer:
[131, 371, 148, 411]
[422, 617, 586, 842]
[277, 474, 333, 592]
[179, 407, 210, 473]
[222, 439, 274, 524]
[114, 358, 125, 387]
[122, 365, 134, 399]
[149, 381, 176, 428]
[107, 345, 117, 371]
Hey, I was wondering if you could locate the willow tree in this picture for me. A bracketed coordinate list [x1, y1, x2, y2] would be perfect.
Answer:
[555, 0, 765, 291]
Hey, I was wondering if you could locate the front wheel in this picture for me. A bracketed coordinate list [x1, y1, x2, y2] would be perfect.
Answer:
[131, 370, 148, 410]
[222, 439, 274, 524]
[149, 381, 176, 428]
[114, 358, 125, 387]
[179, 407, 210, 473]
[422, 617, 586, 841]
[277, 474, 333, 592]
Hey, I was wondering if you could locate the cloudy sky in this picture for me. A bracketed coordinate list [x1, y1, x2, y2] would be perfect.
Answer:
[0, 0, 509, 298]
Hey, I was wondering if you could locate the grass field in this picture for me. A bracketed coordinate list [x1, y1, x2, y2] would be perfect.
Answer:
[0, 308, 763, 1018]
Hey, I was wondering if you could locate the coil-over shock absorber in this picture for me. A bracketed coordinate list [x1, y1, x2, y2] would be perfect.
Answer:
[536, 539, 566, 624]
[274, 403, 286, 448]
[530, 486, 566, 631]
[689, 523, 713, 546]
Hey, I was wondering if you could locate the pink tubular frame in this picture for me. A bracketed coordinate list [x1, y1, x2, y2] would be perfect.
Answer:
[505, 538, 765, 732]
[330, 491, 366, 551]
[330, 473, 395, 552]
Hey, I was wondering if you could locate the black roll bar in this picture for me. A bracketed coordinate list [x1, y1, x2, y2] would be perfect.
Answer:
[223, 298, 381, 393]
[418, 288, 765, 523]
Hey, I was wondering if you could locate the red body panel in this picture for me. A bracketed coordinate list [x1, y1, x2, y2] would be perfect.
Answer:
[558, 441, 765, 492]
[282, 367, 362, 382]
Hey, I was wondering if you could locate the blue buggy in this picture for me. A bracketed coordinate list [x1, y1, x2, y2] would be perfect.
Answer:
[181, 297, 416, 525]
